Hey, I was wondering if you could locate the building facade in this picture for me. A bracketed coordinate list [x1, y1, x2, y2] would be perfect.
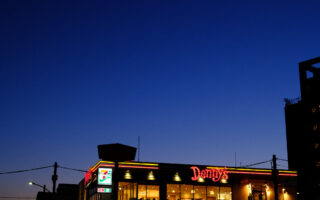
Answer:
[80, 160, 297, 200]
[284, 57, 320, 199]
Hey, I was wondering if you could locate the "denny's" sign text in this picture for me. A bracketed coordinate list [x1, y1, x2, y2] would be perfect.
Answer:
[190, 166, 229, 182]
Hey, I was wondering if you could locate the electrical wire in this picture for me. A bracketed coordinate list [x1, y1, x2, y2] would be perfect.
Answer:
[58, 165, 86, 172]
[0, 164, 86, 175]
[0, 165, 53, 175]
[242, 160, 272, 168]
[277, 158, 288, 162]
[277, 164, 288, 169]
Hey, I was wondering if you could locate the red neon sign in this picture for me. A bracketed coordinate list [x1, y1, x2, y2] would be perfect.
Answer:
[85, 167, 93, 185]
[190, 166, 229, 182]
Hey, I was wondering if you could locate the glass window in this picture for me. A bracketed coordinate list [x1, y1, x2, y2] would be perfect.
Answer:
[119, 183, 159, 200]
[138, 185, 147, 200]
[219, 187, 232, 200]
[250, 183, 268, 200]
[181, 184, 193, 200]
[167, 184, 180, 200]
[312, 124, 318, 131]
[89, 193, 101, 200]
[207, 186, 219, 200]
[168, 184, 232, 200]
[147, 185, 159, 200]
[119, 182, 137, 200]
[313, 124, 318, 131]
[194, 186, 206, 200]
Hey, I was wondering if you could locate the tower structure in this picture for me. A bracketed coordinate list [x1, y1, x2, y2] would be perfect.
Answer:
[284, 57, 320, 199]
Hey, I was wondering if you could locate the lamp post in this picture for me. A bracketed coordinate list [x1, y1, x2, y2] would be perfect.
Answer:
[28, 181, 50, 192]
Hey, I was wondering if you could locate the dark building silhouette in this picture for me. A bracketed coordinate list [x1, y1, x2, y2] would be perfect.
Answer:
[36, 184, 78, 200]
[284, 57, 320, 199]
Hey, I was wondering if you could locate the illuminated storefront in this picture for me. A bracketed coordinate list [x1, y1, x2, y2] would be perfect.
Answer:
[81, 161, 297, 200]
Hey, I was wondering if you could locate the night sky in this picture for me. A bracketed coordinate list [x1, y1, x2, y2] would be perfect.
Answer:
[1, 0, 320, 199]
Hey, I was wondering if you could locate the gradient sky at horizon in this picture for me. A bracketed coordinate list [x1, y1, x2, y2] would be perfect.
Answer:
[1, 0, 320, 199]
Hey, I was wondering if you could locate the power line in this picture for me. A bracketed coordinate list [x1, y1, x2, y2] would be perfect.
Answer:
[0, 165, 53, 175]
[0, 164, 86, 175]
[277, 158, 288, 162]
[58, 165, 86, 172]
[277, 164, 288, 169]
[242, 160, 272, 168]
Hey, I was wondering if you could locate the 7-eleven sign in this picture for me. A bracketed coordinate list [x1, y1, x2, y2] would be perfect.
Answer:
[98, 168, 113, 185]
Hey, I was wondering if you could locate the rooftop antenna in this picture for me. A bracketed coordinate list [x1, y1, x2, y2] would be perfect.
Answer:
[235, 152, 237, 167]
[138, 136, 140, 162]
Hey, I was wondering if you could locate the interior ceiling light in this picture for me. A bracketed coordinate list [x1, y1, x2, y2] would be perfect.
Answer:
[148, 171, 155, 180]
[124, 170, 132, 179]
[173, 172, 181, 182]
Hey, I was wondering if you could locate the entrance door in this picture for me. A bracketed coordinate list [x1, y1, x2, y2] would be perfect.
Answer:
[252, 190, 267, 200]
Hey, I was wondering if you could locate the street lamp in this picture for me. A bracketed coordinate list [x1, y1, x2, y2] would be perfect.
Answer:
[28, 181, 50, 192]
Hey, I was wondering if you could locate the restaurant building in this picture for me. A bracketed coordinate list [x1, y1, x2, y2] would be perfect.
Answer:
[79, 144, 297, 200]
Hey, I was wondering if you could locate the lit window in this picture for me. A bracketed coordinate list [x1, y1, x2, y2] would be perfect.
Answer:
[316, 161, 320, 167]
[248, 183, 252, 195]
[312, 107, 317, 113]
[118, 182, 137, 200]
[313, 125, 318, 131]
[315, 143, 319, 149]
[265, 184, 270, 196]
[168, 184, 231, 200]
[194, 186, 206, 200]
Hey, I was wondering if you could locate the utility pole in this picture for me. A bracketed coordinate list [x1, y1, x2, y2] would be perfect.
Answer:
[138, 136, 140, 162]
[52, 162, 58, 193]
[272, 155, 279, 200]
[113, 162, 119, 200]
[235, 152, 237, 167]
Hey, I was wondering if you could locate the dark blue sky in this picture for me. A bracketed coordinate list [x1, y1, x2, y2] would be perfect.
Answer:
[1, 0, 320, 198]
